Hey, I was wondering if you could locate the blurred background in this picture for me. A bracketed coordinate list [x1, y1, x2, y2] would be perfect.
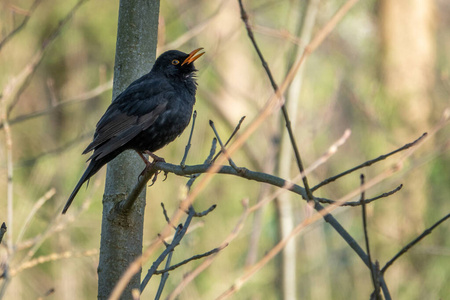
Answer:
[0, 0, 449, 299]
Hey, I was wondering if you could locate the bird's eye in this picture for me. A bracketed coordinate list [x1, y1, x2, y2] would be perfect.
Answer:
[172, 59, 180, 65]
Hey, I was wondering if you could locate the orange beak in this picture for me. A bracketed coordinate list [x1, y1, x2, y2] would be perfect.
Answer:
[181, 48, 205, 66]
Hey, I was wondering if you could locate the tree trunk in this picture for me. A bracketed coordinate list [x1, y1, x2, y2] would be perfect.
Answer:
[378, 0, 435, 295]
[97, 1, 160, 299]
[379, 0, 435, 130]
[379, 0, 435, 227]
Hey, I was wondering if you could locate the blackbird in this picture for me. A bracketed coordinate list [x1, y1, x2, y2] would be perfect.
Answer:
[62, 48, 204, 214]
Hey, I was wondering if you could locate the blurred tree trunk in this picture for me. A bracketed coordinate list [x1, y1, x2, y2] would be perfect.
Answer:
[378, 0, 435, 293]
[97, 1, 160, 299]
[379, 0, 435, 222]
[379, 0, 435, 130]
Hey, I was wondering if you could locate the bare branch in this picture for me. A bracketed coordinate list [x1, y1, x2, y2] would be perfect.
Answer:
[360, 175, 381, 298]
[154, 245, 225, 275]
[318, 184, 403, 206]
[116, 164, 158, 214]
[312, 133, 427, 191]
[155, 236, 175, 300]
[212, 116, 246, 162]
[209, 120, 242, 172]
[0, 223, 6, 244]
[192, 204, 217, 217]
[381, 213, 450, 274]
[180, 110, 197, 167]
[160, 203, 176, 230]
[9, 249, 98, 277]
[185, 138, 217, 190]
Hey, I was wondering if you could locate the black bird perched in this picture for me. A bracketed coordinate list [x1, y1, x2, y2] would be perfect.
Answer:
[62, 48, 205, 214]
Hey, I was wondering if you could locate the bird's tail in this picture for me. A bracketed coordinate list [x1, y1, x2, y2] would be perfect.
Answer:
[62, 160, 102, 214]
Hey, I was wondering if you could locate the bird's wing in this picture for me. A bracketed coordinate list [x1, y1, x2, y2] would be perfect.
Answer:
[83, 100, 168, 161]
[83, 75, 175, 160]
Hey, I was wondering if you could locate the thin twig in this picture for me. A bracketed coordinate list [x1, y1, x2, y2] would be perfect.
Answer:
[360, 175, 380, 298]
[9, 249, 98, 276]
[317, 184, 403, 206]
[192, 204, 217, 217]
[155, 245, 174, 300]
[199, 87, 262, 170]
[370, 262, 382, 300]
[381, 213, 450, 274]
[161, 203, 176, 230]
[0, 99, 14, 253]
[180, 110, 197, 167]
[312, 133, 427, 191]
[154, 246, 225, 275]
[224, 116, 246, 147]
[185, 138, 217, 190]
[212, 116, 246, 162]
[209, 120, 241, 172]
[0, 223, 6, 244]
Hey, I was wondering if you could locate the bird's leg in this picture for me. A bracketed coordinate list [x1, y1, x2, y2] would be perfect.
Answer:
[143, 150, 166, 163]
[136, 151, 168, 182]
[143, 151, 169, 181]
[137, 151, 152, 168]
[136, 151, 160, 180]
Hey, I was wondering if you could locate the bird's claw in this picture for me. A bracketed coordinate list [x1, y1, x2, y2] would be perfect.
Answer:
[148, 170, 161, 187]
[139, 164, 152, 179]
[138, 151, 166, 180]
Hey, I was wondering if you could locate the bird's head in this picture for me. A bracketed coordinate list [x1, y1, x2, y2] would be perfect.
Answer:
[153, 48, 205, 79]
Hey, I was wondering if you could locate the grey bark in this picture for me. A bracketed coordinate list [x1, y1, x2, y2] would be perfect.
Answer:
[97, 1, 160, 299]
